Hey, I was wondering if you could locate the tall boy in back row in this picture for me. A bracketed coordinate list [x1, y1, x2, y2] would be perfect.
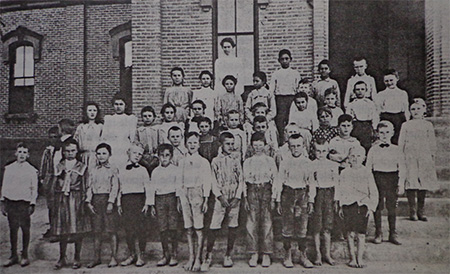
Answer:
[1, 143, 38, 267]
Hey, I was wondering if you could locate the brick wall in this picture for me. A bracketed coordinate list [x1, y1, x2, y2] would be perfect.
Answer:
[425, 0, 450, 116]
[0, 3, 133, 139]
[258, 0, 314, 80]
[86, 4, 132, 116]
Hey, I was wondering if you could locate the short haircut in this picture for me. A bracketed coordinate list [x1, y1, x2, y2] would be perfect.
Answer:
[129, 141, 145, 152]
[141, 106, 156, 117]
[197, 116, 212, 126]
[168, 126, 182, 136]
[353, 56, 366, 63]
[198, 70, 214, 80]
[318, 59, 330, 69]
[253, 71, 267, 84]
[294, 91, 309, 101]
[314, 139, 329, 148]
[227, 109, 240, 118]
[219, 132, 235, 144]
[48, 126, 59, 136]
[353, 81, 367, 90]
[384, 68, 399, 78]
[191, 99, 207, 110]
[62, 138, 79, 150]
[251, 102, 268, 113]
[324, 88, 337, 98]
[16, 142, 29, 151]
[284, 122, 300, 133]
[413, 97, 426, 108]
[288, 133, 304, 143]
[170, 67, 185, 77]
[278, 49, 292, 59]
[337, 114, 353, 125]
[185, 131, 200, 142]
[222, 75, 237, 86]
[299, 78, 311, 85]
[349, 145, 365, 157]
[157, 143, 174, 156]
[250, 132, 266, 144]
[220, 37, 236, 48]
[376, 120, 394, 131]
[96, 143, 112, 155]
[317, 107, 333, 117]
[58, 118, 76, 135]
[161, 102, 176, 115]
[253, 115, 268, 124]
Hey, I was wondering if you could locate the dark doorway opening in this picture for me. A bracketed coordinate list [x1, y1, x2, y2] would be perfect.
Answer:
[329, 0, 426, 103]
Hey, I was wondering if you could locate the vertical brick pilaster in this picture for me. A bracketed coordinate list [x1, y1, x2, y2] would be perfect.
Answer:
[132, 0, 162, 117]
[313, 0, 329, 78]
[425, 0, 450, 117]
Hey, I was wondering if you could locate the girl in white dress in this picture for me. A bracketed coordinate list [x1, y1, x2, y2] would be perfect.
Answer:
[398, 98, 438, 221]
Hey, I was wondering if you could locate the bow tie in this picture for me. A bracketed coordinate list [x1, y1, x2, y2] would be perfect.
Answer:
[126, 163, 140, 170]
[380, 143, 390, 148]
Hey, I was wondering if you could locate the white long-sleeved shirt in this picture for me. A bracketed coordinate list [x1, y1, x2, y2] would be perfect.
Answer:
[86, 163, 120, 204]
[243, 154, 277, 197]
[1, 161, 38, 205]
[374, 87, 410, 119]
[149, 163, 181, 205]
[269, 67, 301, 96]
[344, 74, 377, 108]
[347, 98, 379, 128]
[117, 162, 151, 206]
[179, 152, 212, 197]
[366, 142, 406, 178]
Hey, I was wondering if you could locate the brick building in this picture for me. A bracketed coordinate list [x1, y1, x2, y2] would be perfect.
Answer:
[0, 0, 449, 143]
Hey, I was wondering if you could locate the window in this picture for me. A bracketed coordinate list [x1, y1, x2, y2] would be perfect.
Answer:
[9, 43, 35, 114]
[214, 0, 258, 90]
[2, 26, 42, 119]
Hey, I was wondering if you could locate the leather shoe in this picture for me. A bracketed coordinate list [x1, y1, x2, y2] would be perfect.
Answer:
[3, 257, 18, 267]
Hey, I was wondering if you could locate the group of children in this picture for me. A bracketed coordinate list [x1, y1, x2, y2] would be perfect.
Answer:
[0, 40, 438, 271]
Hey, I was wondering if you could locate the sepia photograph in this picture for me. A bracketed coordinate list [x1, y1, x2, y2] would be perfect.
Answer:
[0, 0, 449, 273]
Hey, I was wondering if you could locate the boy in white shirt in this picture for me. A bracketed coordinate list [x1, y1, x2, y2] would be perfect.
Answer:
[1, 143, 38, 267]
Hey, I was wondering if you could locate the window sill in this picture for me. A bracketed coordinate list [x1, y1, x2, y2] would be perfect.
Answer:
[4, 112, 38, 124]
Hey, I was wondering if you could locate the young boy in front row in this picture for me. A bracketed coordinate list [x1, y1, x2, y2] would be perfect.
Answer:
[243, 132, 278, 267]
[179, 132, 213, 271]
[274, 134, 314, 269]
[1, 143, 38, 268]
[149, 144, 181, 267]
[336, 145, 378, 268]
[366, 121, 404, 245]
[117, 142, 151, 267]
[201, 132, 244, 271]
[85, 143, 120, 268]
[309, 141, 340, 266]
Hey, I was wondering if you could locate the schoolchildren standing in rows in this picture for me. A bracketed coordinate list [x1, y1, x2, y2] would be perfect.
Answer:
[399, 99, 438, 221]
[164, 67, 193, 123]
[149, 144, 181, 267]
[193, 70, 216, 120]
[347, 81, 379, 152]
[336, 145, 378, 268]
[102, 93, 137, 167]
[85, 143, 120, 268]
[52, 138, 90, 270]
[366, 121, 404, 245]
[214, 75, 244, 128]
[136, 106, 160, 174]
[310, 141, 340, 266]
[117, 142, 151, 267]
[312, 59, 341, 108]
[270, 49, 301, 142]
[158, 103, 184, 145]
[74, 101, 103, 170]
[243, 132, 278, 267]
[344, 57, 377, 109]
[245, 71, 276, 125]
[289, 92, 319, 132]
[374, 69, 410, 144]
[202, 132, 244, 271]
[274, 134, 314, 269]
[179, 132, 213, 271]
[1, 143, 38, 268]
